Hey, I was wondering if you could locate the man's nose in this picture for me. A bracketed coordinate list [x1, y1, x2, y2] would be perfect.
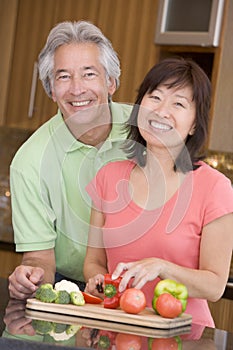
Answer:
[69, 76, 87, 95]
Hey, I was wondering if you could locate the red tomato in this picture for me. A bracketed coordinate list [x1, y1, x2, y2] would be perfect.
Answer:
[120, 288, 146, 314]
[156, 293, 182, 318]
[115, 333, 142, 350]
[82, 292, 102, 304]
[151, 337, 179, 350]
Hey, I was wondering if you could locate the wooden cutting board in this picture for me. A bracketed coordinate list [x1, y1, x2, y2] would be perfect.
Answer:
[26, 298, 192, 331]
[26, 308, 192, 338]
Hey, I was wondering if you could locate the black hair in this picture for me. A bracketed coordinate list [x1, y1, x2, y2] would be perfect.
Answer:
[124, 57, 211, 172]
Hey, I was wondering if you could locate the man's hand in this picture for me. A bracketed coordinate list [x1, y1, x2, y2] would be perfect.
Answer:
[8, 249, 56, 300]
[8, 265, 44, 300]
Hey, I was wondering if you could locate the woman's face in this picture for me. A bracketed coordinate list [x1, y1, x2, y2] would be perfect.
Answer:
[138, 83, 196, 152]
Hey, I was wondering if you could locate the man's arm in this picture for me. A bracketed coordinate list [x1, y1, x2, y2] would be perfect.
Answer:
[8, 249, 56, 300]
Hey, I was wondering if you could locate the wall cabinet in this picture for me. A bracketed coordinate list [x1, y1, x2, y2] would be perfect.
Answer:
[4, 0, 57, 130]
[155, 0, 233, 152]
[1, 0, 159, 131]
[1, 0, 102, 130]
[1, 0, 233, 152]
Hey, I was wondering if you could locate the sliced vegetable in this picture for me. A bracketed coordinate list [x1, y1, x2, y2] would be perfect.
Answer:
[82, 292, 102, 304]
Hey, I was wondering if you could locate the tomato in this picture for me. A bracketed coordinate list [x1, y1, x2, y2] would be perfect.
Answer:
[115, 333, 142, 350]
[150, 337, 180, 350]
[82, 292, 103, 304]
[155, 293, 182, 318]
[120, 288, 146, 314]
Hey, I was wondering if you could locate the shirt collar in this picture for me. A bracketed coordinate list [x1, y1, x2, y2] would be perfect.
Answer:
[51, 102, 130, 153]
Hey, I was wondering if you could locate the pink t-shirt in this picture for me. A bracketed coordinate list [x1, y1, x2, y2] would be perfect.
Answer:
[86, 160, 233, 327]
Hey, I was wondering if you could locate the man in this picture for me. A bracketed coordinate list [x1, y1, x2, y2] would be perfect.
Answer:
[8, 21, 132, 299]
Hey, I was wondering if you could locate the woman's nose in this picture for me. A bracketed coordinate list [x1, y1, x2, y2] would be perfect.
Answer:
[155, 100, 170, 118]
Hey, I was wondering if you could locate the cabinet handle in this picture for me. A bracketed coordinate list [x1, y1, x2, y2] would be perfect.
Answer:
[28, 61, 38, 118]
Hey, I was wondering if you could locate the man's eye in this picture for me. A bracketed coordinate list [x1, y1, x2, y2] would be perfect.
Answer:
[84, 72, 97, 79]
[57, 74, 70, 80]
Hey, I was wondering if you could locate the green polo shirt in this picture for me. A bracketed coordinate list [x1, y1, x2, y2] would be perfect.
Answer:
[10, 102, 132, 281]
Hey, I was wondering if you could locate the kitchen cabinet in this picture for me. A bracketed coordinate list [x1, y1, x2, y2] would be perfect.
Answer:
[155, 0, 233, 153]
[0, 0, 18, 126]
[208, 0, 233, 153]
[2, 0, 101, 130]
[1, 0, 159, 130]
[3, 0, 57, 130]
[2, 0, 233, 146]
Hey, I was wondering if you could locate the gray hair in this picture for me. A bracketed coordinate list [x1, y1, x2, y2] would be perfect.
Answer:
[38, 20, 121, 98]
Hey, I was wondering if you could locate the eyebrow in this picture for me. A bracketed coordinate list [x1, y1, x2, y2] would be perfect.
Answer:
[175, 94, 191, 103]
[156, 87, 192, 103]
[55, 66, 99, 74]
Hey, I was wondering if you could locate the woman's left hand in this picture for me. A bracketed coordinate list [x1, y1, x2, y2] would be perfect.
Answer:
[112, 258, 163, 292]
[84, 273, 104, 297]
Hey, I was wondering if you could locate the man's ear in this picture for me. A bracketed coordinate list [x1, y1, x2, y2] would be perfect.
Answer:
[51, 88, 57, 102]
[108, 77, 117, 96]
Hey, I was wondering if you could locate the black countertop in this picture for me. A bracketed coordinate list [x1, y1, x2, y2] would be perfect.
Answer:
[0, 278, 233, 350]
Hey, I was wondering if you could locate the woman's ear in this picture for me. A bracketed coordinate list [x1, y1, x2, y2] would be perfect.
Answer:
[189, 124, 196, 136]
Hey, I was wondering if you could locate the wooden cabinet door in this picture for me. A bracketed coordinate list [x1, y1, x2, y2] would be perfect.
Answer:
[5, 0, 102, 130]
[5, 0, 58, 130]
[54, 0, 100, 24]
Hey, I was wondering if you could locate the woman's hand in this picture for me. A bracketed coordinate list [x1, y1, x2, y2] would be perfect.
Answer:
[112, 258, 163, 292]
[85, 273, 105, 297]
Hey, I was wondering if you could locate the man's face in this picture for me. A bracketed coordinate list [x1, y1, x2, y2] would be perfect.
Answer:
[51, 42, 116, 123]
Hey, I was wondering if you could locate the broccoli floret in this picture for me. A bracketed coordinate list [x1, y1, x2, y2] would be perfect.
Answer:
[31, 319, 54, 335]
[70, 291, 85, 306]
[53, 322, 67, 334]
[35, 283, 58, 303]
[55, 290, 71, 304]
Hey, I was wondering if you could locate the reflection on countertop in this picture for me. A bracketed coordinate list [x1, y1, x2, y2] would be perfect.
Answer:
[0, 127, 32, 244]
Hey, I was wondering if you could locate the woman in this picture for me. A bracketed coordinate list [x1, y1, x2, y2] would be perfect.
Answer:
[83, 58, 233, 327]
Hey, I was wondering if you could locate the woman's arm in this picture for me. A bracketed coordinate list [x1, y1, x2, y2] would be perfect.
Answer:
[113, 213, 233, 302]
[83, 207, 108, 295]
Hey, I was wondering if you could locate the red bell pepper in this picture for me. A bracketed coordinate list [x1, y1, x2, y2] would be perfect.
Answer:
[103, 273, 123, 309]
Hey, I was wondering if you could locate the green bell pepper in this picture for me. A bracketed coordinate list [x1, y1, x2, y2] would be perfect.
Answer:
[152, 279, 188, 313]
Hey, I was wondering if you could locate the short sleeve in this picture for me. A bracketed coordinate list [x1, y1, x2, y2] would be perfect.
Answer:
[10, 167, 57, 251]
[203, 174, 233, 226]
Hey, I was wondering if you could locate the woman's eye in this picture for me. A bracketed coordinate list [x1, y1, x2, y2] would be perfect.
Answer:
[175, 102, 185, 108]
[150, 95, 160, 101]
